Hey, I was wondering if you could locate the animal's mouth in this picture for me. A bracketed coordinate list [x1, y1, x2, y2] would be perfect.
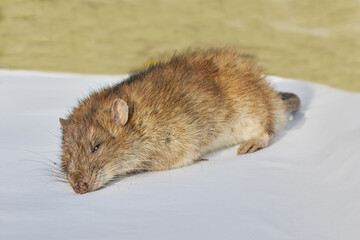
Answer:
[73, 179, 90, 194]
[69, 177, 96, 194]
[68, 169, 115, 194]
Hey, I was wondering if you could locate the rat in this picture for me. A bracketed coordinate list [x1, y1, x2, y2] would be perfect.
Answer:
[59, 48, 300, 194]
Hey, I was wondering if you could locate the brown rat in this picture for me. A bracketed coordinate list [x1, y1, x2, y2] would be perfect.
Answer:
[59, 48, 300, 194]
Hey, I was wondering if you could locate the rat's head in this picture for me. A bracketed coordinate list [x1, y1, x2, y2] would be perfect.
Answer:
[60, 97, 130, 194]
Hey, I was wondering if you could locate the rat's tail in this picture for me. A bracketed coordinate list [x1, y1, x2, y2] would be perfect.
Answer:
[279, 92, 301, 112]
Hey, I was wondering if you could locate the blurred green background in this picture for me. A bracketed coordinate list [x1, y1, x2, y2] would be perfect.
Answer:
[0, 0, 359, 91]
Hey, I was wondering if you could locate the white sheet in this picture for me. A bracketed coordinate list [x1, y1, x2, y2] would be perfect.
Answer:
[0, 69, 359, 240]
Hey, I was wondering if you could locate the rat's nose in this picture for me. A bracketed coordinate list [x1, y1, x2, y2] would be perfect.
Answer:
[74, 179, 89, 194]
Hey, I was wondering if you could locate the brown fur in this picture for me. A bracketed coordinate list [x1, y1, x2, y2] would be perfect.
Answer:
[60, 48, 300, 194]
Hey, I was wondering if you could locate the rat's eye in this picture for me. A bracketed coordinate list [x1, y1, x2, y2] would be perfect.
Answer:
[92, 144, 101, 153]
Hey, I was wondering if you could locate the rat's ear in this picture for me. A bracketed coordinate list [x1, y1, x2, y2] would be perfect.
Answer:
[59, 118, 67, 130]
[112, 98, 129, 126]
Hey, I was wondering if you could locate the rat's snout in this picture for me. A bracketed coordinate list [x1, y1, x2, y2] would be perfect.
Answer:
[73, 178, 90, 194]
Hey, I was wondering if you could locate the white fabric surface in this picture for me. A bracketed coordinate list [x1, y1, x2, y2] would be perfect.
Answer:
[0, 69, 359, 240]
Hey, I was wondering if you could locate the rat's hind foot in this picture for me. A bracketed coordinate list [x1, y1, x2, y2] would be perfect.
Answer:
[237, 139, 263, 155]
[237, 135, 271, 155]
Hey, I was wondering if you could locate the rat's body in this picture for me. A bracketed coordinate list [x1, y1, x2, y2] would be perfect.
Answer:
[60, 49, 300, 194]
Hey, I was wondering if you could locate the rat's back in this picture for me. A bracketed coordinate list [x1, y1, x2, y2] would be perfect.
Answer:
[114, 49, 292, 169]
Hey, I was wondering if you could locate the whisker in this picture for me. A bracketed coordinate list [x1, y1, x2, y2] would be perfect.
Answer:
[20, 149, 59, 164]
[19, 159, 62, 172]
[0, 146, 67, 183]
[35, 167, 66, 178]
